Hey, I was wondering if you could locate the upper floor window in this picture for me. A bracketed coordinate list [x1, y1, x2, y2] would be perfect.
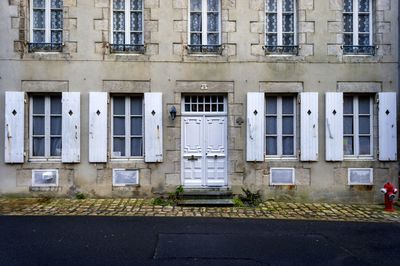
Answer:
[343, 0, 375, 55]
[265, 0, 298, 55]
[188, 0, 222, 54]
[29, 0, 63, 52]
[110, 0, 144, 53]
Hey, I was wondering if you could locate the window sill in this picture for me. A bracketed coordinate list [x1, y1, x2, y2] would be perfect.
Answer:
[110, 158, 145, 162]
[29, 158, 62, 163]
[265, 157, 298, 161]
[30, 186, 60, 192]
[343, 157, 374, 161]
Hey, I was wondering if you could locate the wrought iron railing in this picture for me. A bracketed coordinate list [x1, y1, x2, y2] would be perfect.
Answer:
[28, 42, 63, 52]
[187, 45, 223, 54]
[264, 45, 299, 55]
[342, 45, 376, 55]
[110, 44, 145, 53]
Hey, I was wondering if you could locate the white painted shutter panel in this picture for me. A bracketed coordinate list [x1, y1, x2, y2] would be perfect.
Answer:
[246, 92, 265, 161]
[62, 92, 80, 163]
[325, 92, 344, 161]
[300, 92, 319, 161]
[144, 92, 163, 162]
[4, 91, 25, 163]
[378, 92, 397, 161]
[89, 92, 108, 163]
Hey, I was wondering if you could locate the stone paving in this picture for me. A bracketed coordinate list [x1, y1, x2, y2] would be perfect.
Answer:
[0, 198, 400, 223]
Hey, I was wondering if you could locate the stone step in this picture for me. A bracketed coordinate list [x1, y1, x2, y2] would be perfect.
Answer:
[178, 199, 234, 206]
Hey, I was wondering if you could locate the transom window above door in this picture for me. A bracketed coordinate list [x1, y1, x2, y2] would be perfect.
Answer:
[188, 0, 222, 54]
[183, 95, 226, 113]
[265, 0, 298, 55]
[29, 0, 63, 52]
[110, 0, 144, 53]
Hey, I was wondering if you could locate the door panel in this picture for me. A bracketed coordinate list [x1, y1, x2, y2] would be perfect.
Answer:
[205, 117, 226, 186]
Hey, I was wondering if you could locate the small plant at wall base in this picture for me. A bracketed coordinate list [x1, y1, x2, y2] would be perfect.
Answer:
[239, 188, 262, 207]
[151, 197, 169, 206]
[168, 185, 184, 204]
[75, 192, 86, 200]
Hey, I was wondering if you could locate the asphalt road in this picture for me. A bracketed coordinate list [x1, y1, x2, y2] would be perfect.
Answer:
[0, 216, 399, 266]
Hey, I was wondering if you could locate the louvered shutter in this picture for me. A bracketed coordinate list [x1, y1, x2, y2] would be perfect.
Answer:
[325, 92, 344, 161]
[378, 92, 397, 161]
[144, 92, 163, 162]
[300, 92, 319, 161]
[89, 92, 108, 163]
[62, 92, 80, 163]
[246, 92, 265, 161]
[4, 91, 25, 163]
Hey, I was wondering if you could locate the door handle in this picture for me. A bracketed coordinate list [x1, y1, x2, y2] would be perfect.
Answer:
[188, 155, 198, 161]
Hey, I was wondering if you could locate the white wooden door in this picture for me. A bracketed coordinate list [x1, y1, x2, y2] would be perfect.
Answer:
[182, 116, 227, 187]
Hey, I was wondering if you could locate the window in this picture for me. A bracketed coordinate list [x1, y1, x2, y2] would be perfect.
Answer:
[343, 95, 373, 157]
[113, 169, 139, 186]
[30, 95, 62, 159]
[183, 95, 225, 113]
[343, 0, 374, 55]
[188, 0, 221, 54]
[111, 0, 144, 53]
[29, 0, 63, 52]
[265, 0, 298, 55]
[112, 96, 144, 158]
[32, 169, 59, 187]
[265, 96, 296, 157]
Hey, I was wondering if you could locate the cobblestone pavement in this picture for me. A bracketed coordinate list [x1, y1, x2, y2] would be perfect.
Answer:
[0, 198, 399, 223]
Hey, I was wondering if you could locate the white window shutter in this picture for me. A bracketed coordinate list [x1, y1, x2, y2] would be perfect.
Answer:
[325, 92, 344, 161]
[246, 92, 265, 161]
[378, 92, 397, 161]
[62, 92, 80, 163]
[144, 92, 163, 162]
[4, 91, 25, 163]
[300, 92, 318, 161]
[89, 92, 108, 163]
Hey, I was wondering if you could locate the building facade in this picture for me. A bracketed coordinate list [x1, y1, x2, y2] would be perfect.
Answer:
[0, 0, 398, 203]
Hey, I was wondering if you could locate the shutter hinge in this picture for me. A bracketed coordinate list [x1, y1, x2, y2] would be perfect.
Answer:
[107, 152, 110, 158]
[24, 98, 27, 104]
[107, 98, 110, 104]
[297, 95, 301, 104]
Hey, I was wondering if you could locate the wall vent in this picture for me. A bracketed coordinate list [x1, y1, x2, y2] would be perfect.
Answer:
[348, 168, 373, 185]
[270, 168, 295, 185]
[32, 169, 58, 187]
[113, 169, 139, 186]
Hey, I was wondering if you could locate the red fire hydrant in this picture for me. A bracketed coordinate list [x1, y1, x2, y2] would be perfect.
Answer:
[380, 182, 398, 212]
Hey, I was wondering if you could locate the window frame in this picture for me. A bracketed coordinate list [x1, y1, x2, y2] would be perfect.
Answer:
[342, 0, 374, 55]
[265, 95, 297, 159]
[187, 0, 222, 54]
[110, 0, 145, 53]
[270, 167, 295, 185]
[29, 0, 63, 52]
[347, 168, 373, 185]
[32, 169, 59, 187]
[111, 95, 144, 160]
[265, 0, 298, 55]
[181, 94, 227, 115]
[112, 169, 140, 186]
[343, 95, 373, 159]
[29, 95, 62, 161]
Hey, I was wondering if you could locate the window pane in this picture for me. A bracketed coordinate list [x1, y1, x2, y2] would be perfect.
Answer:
[130, 12, 142, 31]
[343, 14, 353, 32]
[113, 0, 125, 9]
[33, 137, 45, 156]
[113, 32, 125, 44]
[50, 137, 62, 156]
[266, 0, 277, 12]
[51, 0, 62, 9]
[33, 30, 45, 43]
[207, 33, 219, 45]
[266, 137, 277, 155]
[359, 116, 370, 134]
[131, 32, 143, 44]
[283, 0, 294, 12]
[190, 0, 202, 11]
[282, 117, 294, 134]
[344, 0, 353, 12]
[343, 96, 353, 114]
[282, 14, 294, 32]
[51, 10, 63, 29]
[359, 0, 369, 12]
[343, 116, 353, 134]
[33, 117, 45, 135]
[282, 137, 294, 155]
[51, 117, 62, 135]
[358, 97, 370, 114]
[51, 31, 62, 43]
[358, 14, 369, 33]
[359, 137, 370, 155]
[266, 117, 277, 134]
[283, 34, 294, 46]
[266, 97, 277, 114]
[343, 34, 353, 45]
[113, 117, 125, 135]
[207, 13, 219, 32]
[113, 137, 126, 156]
[131, 0, 142, 10]
[266, 14, 277, 32]
[191, 33, 202, 45]
[344, 136, 354, 155]
[208, 0, 219, 11]
[358, 34, 370, 46]
[282, 97, 294, 114]
[113, 12, 125, 31]
[33, 0, 45, 8]
[33, 10, 45, 28]
[51, 96, 62, 114]
[113, 97, 125, 115]
[131, 117, 142, 136]
[33, 97, 45, 114]
[266, 34, 277, 46]
[130, 97, 142, 115]
[131, 138, 143, 156]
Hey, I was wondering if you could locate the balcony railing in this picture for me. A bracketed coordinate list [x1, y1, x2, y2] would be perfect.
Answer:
[342, 45, 376, 56]
[187, 45, 223, 55]
[28, 42, 63, 53]
[110, 44, 145, 54]
[264, 45, 299, 55]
